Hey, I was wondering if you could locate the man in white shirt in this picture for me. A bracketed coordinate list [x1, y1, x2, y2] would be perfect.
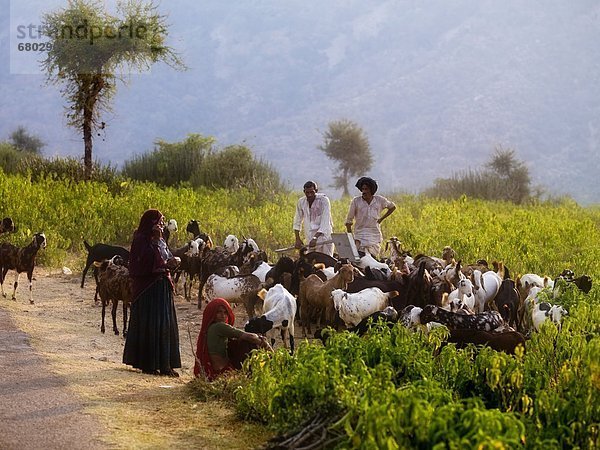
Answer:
[293, 181, 334, 256]
[345, 177, 396, 257]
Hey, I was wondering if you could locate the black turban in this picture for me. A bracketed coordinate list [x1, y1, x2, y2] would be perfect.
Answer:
[355, 177, 378, 194]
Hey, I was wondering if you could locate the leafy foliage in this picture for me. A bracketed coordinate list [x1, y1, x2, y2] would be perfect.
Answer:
[236, 288, 599, 448]
[0, 143, 27, 173]
[319, 119, 373, 197]
[123, 134, 214, 186]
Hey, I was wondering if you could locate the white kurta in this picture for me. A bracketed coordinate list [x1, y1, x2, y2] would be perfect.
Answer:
[293, 193, 334, 255]
[345, 195, 395, 255]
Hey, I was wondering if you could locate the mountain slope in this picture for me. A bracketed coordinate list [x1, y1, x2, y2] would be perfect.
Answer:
[1, 0, 599, 203]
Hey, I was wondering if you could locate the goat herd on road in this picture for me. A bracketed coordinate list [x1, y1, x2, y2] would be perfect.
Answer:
[0, 217, 593, 357]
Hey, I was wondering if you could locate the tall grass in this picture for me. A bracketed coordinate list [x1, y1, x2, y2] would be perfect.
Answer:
[0, 171, 598, 280]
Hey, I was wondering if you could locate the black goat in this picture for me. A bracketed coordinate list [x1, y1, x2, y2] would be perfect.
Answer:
[0, 217, 15, 234]
[0, 232, 46, 303]
[185, 219, 213, 246]
[81, 241, 130, 295]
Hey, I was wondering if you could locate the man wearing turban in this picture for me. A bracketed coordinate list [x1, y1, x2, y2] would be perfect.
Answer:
[345, 177, 396, 257]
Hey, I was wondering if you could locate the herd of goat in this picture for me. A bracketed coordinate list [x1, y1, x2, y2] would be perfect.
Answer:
[0, 217, 593, 357]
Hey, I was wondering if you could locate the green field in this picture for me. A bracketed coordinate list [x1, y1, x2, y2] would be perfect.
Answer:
[1, 172, 599, 448]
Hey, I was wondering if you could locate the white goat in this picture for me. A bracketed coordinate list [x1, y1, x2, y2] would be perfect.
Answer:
[532, 302, 568, 331]
[203, 273, 263, 317]
[245, 284, 297, 352]
[251, 261, 273, 283]
[331, 287, 399, 328]
[356, 253, 391, 279]
[471, 269, 502, 313]
[445, 278, 475, 312]
[518, 273, 554, 299]
[223, 234, 240, 254]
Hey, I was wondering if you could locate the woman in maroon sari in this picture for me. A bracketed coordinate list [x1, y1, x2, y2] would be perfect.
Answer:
[123, 209, 181, 376]
[194, 298, 269, 381]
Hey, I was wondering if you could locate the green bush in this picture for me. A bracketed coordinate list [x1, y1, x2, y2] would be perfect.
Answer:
[0, 143, 26, 173]
[190, 145, 286, 198]
[122, 134, 214, 186]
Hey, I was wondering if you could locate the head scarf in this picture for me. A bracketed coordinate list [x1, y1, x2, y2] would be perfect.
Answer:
[355, 177, 378, 194]
[135, 209, 163, 238]
[129, 209, 170, 300]
[194, 298, 235, 380]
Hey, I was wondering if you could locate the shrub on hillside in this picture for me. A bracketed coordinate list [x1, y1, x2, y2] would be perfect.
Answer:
[16, 155, 121, 185]
[190, 145, 286, 196]
[122, 134, 214, 186]
[0, 143, 26, 173]
[424, 148, 534, 204]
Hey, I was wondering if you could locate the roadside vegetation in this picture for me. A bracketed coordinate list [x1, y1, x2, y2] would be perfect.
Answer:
[1, 170, 599, 448]
[0, 127, 598, 448]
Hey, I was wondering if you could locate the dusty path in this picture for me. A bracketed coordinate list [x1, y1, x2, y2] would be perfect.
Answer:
[0, 268, 270, 449]
[0, 307, 108, 449]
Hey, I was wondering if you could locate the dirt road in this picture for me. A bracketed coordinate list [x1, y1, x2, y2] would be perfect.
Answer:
[0, 268, 269, 449]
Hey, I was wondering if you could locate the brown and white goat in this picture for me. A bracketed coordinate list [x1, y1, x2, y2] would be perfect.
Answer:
[0, 232, 46, 303]
[298, 263, 354, 337]
[94, 256, 131, 336]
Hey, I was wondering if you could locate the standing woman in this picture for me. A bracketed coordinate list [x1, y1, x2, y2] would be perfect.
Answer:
[123, 209, 182, 376]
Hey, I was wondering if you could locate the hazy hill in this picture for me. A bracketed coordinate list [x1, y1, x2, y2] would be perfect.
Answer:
[1, 0, 599, 203]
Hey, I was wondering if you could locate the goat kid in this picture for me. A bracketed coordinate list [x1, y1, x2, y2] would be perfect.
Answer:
[0, 233, 46, 303]
[532, 302, 568, 332]
[94, 256, 131, 336]
[245, 284, 297, 352]
[444, 278, 475, 312]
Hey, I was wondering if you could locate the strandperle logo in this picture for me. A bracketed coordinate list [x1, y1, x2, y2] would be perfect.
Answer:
[10, 1, 155, 75]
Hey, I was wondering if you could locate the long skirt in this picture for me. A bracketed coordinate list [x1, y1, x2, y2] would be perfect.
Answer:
[123, 277, 181, 373]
